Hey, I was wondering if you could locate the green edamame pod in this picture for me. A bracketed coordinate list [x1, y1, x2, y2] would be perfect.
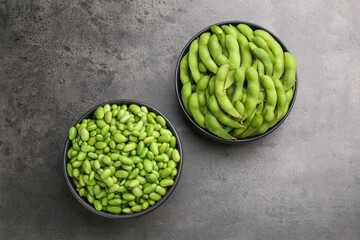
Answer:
[224, 69, 235, 90]
[237, 24, 254, 41]
[223, 25, 252, 68]
[279, 87, 294, 120]
[198, 59, 207, 73]
[226, 85, 235, 99]
[196, 75, 210, 115]
[253, 48, 273, 76]
[252, 36, 274, 63]
[204, 112, 235, 140]
[254, 29, 284, 79]
[251, 59, 258, 69]
[243, 67, 260, 120]
[258, 90, 265, 104]
[208, 95, 243, 128]
[180, 53, 190, 85]
[208, 76, 216, 96]
[260, 75, 277, 123]
[199, 32, 218, 73]
[231, 68, 245, 104]
[248, 42, 257, 52]
[271, 76, 286, 121]
[225, 35, 240, 68]
[214, 64, 241, 118]
[282, 52, 297, 91]
[234, 101, 245, 117]
[257, 60, 265, 77]
[188, 39, 202, 83]
[208, 34, 238, 69]
[238, 113, 264, 138]
[181, 82, 193, 115]
[241, 88, 247, 105]
[188, 92, 206, 128]
[210, 25, 229, 58]
[230, 110, 256, 137]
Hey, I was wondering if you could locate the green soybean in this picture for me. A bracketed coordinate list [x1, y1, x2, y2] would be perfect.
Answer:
[69, 127, 77, 140]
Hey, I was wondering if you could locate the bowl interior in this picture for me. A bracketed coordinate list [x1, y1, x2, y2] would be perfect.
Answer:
[175, 21, 297, 144]
[64, 99, 183, 218]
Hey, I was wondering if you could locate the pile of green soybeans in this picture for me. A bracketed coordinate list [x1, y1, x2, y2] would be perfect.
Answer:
[66, 103, 181, 214]
[180, 24, 297, 139]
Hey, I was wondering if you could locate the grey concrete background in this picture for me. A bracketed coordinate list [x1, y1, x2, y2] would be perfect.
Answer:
[1, 0, 359, 239]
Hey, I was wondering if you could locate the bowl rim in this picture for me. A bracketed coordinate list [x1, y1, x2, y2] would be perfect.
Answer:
[174, 20, 298, 144]
[63, 99, 183, 219]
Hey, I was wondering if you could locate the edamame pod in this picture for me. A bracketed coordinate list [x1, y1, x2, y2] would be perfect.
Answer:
[260, 75, 277, 123]
[252, 36, 274, 63]
[198, 59, 207, 73]
[243, 67, 260, 120]
[237, 24, 254, 41]
[208, 95, 243, 128]
[271, 76, 286, 121]
[253, 48, 273, 76]
[238, 113, 264, 138]
[196, 75, 210, 115]
[188, 92, 206, 128]
[224, 69, 235, 89]
[230, 111, 255, 137]
[214, 64, 241, 118]
[223, 25, 252, 68]
[231, 68, 245, 104]
[254, 30, 284, 78]
[208, 34, 238, 69]
[257, 60, 265, 77]
[199, 32, 218, 73]
[188, 39, 202, 83]
[279, 87, 294, 120]
[210, 25, 229, 58]
[179, 53, 191, 85]
[181, 82, 193, 115]
[282, 52, 297, 91]
[208, 76, 216, 96]
[225, 35, 240, 68]
[204, 112, 235, 140]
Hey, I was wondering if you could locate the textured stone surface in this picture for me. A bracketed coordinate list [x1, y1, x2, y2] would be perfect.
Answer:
[1, 0, 360, 239]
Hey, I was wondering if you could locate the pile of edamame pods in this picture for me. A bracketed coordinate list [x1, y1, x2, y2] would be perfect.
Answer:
[180, 23, 297, 139]
[66, 103, 181, 214]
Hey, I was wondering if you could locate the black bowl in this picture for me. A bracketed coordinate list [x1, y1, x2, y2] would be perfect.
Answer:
[175, 21, 298, 144]
[63, 99, 183, 218]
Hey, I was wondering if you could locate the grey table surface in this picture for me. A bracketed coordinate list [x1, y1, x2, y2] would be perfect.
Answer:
[1, 0, 360, 239]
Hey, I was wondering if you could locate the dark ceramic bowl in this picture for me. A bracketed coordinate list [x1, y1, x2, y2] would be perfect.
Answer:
[63, 99, 183, 218]
[175, 21, 297, 144]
